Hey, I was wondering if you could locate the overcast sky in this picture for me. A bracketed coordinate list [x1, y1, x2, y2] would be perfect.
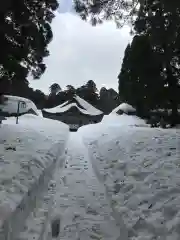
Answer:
[30, 0, 132, 94]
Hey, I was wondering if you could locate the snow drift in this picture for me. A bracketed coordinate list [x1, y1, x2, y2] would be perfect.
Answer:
[0, 116, 69, 239]
[102, 114, 147, 127]
[84, 124, 180, 240]
[78, 113, 148, 141]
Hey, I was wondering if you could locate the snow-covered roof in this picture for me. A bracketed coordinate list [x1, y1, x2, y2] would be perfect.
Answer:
[44, 103, 90, 115]
[0, 95, 40, 116]
[43, 95, 103, 116]
[74, 95, 102, 115]
[58, 100, 69, 108]
[111, 103, 136, 114]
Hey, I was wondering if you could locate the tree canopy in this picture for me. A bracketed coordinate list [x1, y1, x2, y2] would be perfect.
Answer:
[49, 83, 61, 95]
[74, 0, 139, 27]
[118, 35, 165, 115]
[0, 0, 58, 94]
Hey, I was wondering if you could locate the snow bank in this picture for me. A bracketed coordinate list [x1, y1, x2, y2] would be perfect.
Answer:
[0, 118, 69, 239]
[111, 103, 136, 114]
[78, 114, 148, 141]
[6, 114, 69, 142]
[85, 126, 180, 239]
[102, 114, 147, 127]
[0, 95, 40, 116]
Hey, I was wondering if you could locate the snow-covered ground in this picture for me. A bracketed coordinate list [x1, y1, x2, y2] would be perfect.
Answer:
[0, 115, 69, 239]
[1, 110, 180, 240]
[6, 114, 69, 143]
[51, 133, 120, 240]
[102, 113, 148, 127]
[80, 116, 180, 240]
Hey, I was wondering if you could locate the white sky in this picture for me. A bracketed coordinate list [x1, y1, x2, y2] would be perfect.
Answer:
[30, 4, 131, 94]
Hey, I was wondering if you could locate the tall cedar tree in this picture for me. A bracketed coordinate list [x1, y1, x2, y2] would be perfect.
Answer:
[134, 0, 180, 124]
[0, 0, 58, 94]
[118, 35, 164, 115]
[75, 0, 180, 124]
[76, 80, 99, 106]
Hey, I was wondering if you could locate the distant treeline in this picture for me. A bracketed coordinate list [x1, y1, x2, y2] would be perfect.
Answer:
[1, 79, 120, 114]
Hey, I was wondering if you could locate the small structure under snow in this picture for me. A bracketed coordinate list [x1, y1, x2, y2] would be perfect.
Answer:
[0, 95, 40, 117]
[42, 95, 103, 130]
[111, 102, 136, 115]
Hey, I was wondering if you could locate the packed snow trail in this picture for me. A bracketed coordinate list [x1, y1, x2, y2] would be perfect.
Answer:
[52, 133, 120, 240]
[82, 124, 180, 240]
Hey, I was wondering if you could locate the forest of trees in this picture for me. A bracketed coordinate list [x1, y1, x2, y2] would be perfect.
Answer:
[75, 0, 180, 125]
[47, 80, 119, 114]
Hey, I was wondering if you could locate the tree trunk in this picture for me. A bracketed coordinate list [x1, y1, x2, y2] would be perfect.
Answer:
[166, 67, 178, 126]
[170, 102, 178, 126]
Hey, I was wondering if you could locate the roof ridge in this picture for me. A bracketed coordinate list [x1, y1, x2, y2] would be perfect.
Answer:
[62, 97, 86, 110]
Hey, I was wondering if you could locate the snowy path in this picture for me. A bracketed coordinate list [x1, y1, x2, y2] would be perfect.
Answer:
[52, 133, 120, 240]
[83, 126, 180, 240]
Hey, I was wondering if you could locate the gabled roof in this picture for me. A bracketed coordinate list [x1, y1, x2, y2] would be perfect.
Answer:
[62, 97, 86, 110]
[111, 103, 136, 114]
[43, 95, 103, 116]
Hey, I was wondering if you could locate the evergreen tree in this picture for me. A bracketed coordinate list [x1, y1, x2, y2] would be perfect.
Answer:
[118, 44, 133, 104]
[0, 0, 58, 93]
[64, 85, 76, 99]
[118, 35, 164, 115]
[74, 0, 138, 27]
[85, 80, 99, 104]
[49, 83, 61, 96]
[99, 87, 119, 113]
[76, 80, 99, 105]
[134, 0, 180, 124]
